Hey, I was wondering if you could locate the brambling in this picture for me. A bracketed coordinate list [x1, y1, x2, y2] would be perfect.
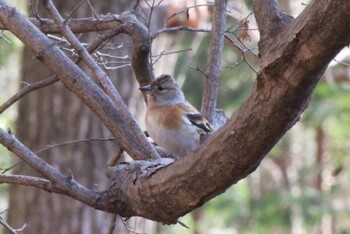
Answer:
[139, 74, 213, 157]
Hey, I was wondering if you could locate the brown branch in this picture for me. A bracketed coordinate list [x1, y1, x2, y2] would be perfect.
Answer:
[43, 0, 159, 160]
[0, 128, 105, 208]
[0, 76, 58, 114]
[0, 210, 26, 234]
[0, 26, 124, 115]
[0, 15, 121, 33]
[201, 0, 228, 123]
[0, 174, 56, 192]
[0, 1, 159, 160]
[119, 12, 154, 88]
[252, 0, 293, 39]
[36, 137, 115, 154]
[152, 26, 210, 38]
[252, 0, 293, 59]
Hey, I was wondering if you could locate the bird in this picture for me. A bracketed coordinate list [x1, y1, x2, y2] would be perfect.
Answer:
[139, 74, 213, 157]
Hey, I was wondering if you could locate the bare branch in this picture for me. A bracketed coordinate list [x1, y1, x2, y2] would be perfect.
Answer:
[0, 15, 121, 34]
[107, 214, 117, 234]
[0, 26, 124, 115]
[152, 25, 210, 38]
[165, 3, 213, 27]
[0, 76, 58, 114]
[65, 0, 85, 20]
[119, 13, 154, 87]
[0, 174, 55, 192]
[0, 128, 108, 209]
[224, 35, 258, 74]
[0, 210, 26, 234]
[0, 1, 159, 160]
[43, 0, 159, 160]
[1, 161, 21, 174]
[201, 0, 228, 123]
[36, 137, 115, 154]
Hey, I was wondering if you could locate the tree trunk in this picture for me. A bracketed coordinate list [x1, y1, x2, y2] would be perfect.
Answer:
[7, 1, 141, 233]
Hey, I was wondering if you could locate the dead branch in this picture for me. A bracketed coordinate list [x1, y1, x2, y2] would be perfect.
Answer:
[201, 0, 228, 123]
[0, 76, 58, 114]
[0, 210, 26, 234]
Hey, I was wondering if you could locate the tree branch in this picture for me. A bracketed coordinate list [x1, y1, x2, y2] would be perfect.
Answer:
[0, 128, 104, 207]
[252, 0, 293, 61]
[0, 210, 26, 234]
[0, 15, 120, 33]
[119, 13, 154, 88]
[201, 0, 228, 123]
[0, 174, 56, 192]
[0, 26, 124, 115]
[0, 1, 157, 160]
[42, 0, 159, 160]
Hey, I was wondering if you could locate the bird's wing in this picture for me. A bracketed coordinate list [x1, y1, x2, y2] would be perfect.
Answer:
[179, 102, 213, 133]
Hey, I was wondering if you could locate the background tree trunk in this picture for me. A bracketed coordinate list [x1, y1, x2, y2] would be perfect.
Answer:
[6, 1, 148, 233]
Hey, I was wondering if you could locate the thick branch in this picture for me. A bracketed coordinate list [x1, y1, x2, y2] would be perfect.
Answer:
[120, 13, 154, 88]
[201, 0, 227, 123]
[252, 0, 293, 56]
[104, 0, 350, 223]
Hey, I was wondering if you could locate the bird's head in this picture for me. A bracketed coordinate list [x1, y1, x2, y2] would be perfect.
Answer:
[139, 74, 185, 107]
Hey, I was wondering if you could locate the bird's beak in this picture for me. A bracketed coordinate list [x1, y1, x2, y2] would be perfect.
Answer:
[139, 85, 151, 92]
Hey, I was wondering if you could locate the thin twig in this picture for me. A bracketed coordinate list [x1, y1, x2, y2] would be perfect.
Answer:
[86, 0, 99, 20]
[1, 161, 21, 174]
[188, 65, 206, 76]
[0, 25, 124, 115]
[107, 214, 117, 234]
[0, 76, 58, 114]
[0, 211, 27, 234]
[152, 48, 192, 65]
[120, 217, 146, 234]
[36, 137, 114, 154]
[152, 26, 210, 39]
[201, 0, 228, 123]
[224, 35, 258, 74]
[0, 34, 11, 44]
[165, 3, 214, 27]
[65, 0, 85, 20]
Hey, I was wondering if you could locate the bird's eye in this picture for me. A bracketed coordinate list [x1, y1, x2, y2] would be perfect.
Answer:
[157, 86, 164, 91]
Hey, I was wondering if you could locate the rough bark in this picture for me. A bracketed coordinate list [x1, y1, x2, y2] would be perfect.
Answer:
[0, 0, 350, 226]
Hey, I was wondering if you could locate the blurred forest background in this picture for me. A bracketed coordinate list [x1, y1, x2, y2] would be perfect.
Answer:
[1, 0, 350, 233]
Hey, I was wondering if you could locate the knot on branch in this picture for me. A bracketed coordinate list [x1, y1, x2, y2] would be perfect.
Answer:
[107, 158, 174, 185]
[139, 44, 150, 54]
